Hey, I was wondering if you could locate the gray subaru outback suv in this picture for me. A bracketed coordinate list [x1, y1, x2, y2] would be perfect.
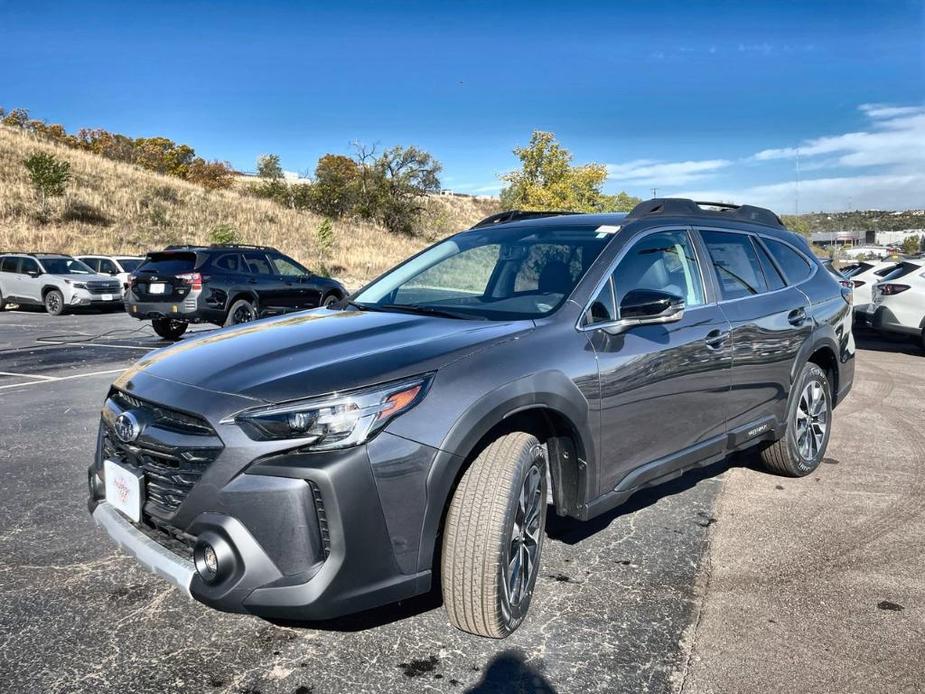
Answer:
[88, 198, 854, 638]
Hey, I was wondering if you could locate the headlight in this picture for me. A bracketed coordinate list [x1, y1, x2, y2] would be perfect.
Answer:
[228, 375, 432, 448]
[64, 279, 87, 289]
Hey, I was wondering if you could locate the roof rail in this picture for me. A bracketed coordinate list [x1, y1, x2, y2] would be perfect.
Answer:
[469, 210, 578, 229]
[625, 198, 784, 228]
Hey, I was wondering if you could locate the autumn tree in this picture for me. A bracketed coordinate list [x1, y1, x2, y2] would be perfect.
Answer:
[500, 131, 639, 213]
[307, 154, 359, 217]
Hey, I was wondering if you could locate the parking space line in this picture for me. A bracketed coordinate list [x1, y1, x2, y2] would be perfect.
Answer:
[0, 368, 125, 390]
[36, 339, 154, 351]
[0, 370, 58, 381]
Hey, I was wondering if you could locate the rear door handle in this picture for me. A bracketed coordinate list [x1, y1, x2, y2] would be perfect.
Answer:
[788, 307, 807, 326]
[704, 329, 728, 349]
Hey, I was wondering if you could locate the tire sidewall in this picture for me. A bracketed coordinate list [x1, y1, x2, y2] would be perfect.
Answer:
[225, 299, 257, 327]
[496, 441, 548, 635]
[784, 363, 832, 475]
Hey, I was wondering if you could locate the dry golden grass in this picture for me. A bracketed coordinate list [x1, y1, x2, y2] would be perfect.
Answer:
[0, 126, 498, 286]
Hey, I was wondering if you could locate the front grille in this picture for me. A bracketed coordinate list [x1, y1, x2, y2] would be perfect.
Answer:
[102, 391, 222, 519]
[86, 280, 121, 294]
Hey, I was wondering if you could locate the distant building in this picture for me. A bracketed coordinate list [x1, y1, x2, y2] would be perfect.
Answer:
[811, 229, 925, 246]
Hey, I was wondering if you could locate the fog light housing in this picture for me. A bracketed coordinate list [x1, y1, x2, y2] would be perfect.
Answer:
[193, 532, 234, 584]
[88, 469, 105, 500]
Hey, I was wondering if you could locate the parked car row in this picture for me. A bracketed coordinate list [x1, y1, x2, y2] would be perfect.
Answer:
[0, 244, 348, 337]
[835, 258, 925, 348]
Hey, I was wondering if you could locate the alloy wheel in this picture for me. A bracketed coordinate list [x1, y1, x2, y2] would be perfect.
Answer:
[505, 462, 543, 607]
[795, 380, 828, 461]
[232, 304, 256, 324]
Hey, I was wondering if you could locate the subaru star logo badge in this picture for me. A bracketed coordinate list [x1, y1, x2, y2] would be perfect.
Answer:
[114, 411, 141, 443]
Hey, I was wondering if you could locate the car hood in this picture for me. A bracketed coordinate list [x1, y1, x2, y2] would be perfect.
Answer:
[117, 308, 531, 403]
[53, 273, 118, 283]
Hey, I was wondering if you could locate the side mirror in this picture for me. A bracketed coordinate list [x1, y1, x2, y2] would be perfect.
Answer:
[603, 289, 685, 335]
[27, 270, 41, 278]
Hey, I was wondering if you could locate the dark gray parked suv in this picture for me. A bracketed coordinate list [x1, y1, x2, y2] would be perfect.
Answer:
[88, 199, 855, 638]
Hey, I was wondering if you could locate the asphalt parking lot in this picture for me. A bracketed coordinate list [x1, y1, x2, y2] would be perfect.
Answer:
[0, 307, 922, 693]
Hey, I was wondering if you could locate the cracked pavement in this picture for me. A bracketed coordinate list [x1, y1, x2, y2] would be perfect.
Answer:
[0, 309, 921, 693]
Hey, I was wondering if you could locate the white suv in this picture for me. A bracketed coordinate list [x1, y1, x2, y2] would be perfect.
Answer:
[76, 255, 144, 295]
[860, 259, 925, 349]
[0, 253, 124, 315]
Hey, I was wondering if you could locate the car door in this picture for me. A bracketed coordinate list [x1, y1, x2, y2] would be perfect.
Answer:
[242, 251, 287, 311]
[1, 257, 23, 299]
[585, 228, 733, 493]
[18, 257, 44, 303]
[697, 229, 813, 434]
[268, 253, 314, 308]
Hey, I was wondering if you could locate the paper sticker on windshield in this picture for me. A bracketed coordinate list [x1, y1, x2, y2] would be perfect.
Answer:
[595, 224, 621, 238]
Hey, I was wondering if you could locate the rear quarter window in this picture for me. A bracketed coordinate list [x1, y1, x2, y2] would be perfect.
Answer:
[0, 257, 19, 273]
[765, 239, 814, 284]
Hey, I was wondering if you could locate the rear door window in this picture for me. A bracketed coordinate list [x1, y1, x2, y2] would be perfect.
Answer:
[20, 258, 41, 275]
[0, 257, 19, 273]
[243, 253, 274, 275]
[765, 239, 813, 284]
[81, 258, 100, 272]
[700, 230, 768, 300]
[137, 253, 197, 275]
[97, 258, 119, 275]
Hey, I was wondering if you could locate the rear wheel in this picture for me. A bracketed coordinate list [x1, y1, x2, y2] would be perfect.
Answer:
[151, 317, 188, 341]
[44, 289, 65, 316]
[441, 432, 547, 638]
[225, 299, 257, 327]
[760, 362, 832, 477]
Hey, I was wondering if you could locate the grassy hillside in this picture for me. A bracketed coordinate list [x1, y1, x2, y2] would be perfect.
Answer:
[0, 126, 498, 286]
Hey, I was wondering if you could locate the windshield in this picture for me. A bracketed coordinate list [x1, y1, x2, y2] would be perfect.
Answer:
[40, 257, 95, 275]
[118, 258, 143, 272]
[352, 225, 614, 320]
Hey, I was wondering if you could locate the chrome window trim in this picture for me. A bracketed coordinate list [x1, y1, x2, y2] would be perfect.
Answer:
[576, 225, 709, 332]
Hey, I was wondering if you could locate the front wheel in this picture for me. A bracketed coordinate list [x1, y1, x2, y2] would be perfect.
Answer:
[441, 432, 547, 638]
[760, 362, 832, 476]
[151, 317, 188, 341]
[322, 293, 340, 308]
[44, 289, 65, 315]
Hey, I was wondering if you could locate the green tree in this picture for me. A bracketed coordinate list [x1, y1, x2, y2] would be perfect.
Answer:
[315, 218, 335, 276]
[781, 215, 811, 237]
[500, 131, 637, 212]
[901, 235, 919, 255]
[355, 144, 442, 234]
[208, 223, 240, 245]
[255, 153, 290, 206]
[23, 152, 71, 214]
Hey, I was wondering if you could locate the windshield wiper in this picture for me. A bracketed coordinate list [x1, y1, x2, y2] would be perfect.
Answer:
[377, 304, 479, 320]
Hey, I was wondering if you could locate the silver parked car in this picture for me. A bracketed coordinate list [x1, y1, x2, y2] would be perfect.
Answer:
[0, 253, 123, 315]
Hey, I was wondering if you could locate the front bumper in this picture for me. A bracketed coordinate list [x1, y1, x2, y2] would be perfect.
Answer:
[88, 378, 439, 620]
[70, 290, 123, 307]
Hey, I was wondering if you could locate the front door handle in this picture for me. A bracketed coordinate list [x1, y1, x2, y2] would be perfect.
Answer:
[788, 307, 807, 326]
[704, 329, 728, 349]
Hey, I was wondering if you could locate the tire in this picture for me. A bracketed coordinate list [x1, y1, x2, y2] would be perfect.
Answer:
[441, 432, 548, 638]
[322, 293, 340, 308]
[224, 298, 257, 327]
[151, 317, 188, 341]
[760, 362, 832, 477]
[44, 289, 65, 316]
[0, 288, 6, 310]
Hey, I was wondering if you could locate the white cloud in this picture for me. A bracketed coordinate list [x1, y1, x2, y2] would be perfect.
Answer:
[675, 172, 925, 214]
[606, 158, 731, 186]
[752, 104, 925, 171]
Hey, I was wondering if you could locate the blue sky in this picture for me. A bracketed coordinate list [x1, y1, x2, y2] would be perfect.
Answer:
[1, 1, 923, 211]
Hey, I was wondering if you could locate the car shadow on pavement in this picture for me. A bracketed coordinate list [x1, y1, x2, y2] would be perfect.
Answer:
[546, 457, 736, 545]
[853, 327, 923, 356]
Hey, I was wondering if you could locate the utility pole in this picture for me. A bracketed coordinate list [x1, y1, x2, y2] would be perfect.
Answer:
[794, 147, 800, 216]
[651, 187, 658, 199]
